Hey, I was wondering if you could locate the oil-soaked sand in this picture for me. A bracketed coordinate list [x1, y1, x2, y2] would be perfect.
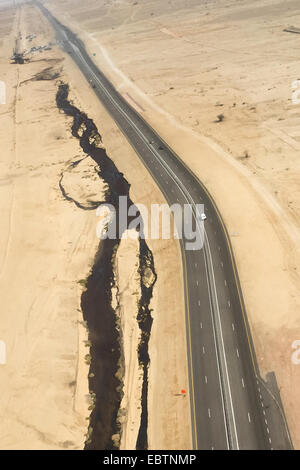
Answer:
[56, 83, 156, 450]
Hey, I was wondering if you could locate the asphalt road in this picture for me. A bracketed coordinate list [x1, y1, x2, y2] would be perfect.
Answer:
[37, 2, 292, 450]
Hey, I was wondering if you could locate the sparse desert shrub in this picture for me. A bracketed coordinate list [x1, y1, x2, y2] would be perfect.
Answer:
[85, 354, 91, 365]
[78, 278, 88, 288]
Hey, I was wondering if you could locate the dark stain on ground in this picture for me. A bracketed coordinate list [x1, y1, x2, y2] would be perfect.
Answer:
[20, 66, 61, 85]
[31, 66, 61, 81]
[136, 238, 156, 450]
[58, 164, 101, 211]
[56, 82, 156, 450]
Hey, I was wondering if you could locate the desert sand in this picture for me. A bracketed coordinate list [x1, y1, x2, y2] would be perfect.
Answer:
[42, 0, 300, 448]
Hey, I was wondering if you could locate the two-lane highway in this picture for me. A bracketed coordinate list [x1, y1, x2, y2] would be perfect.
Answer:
[37, 1, 291, 450]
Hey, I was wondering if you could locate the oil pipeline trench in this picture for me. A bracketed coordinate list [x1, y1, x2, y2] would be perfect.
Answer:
[56, 83, 157, 450]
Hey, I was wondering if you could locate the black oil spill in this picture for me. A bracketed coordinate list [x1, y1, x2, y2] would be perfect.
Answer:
[136, 238, 157, 450]
[59, 169, 101, 211]
[21, 66, 61, 84]
[56, 82, 156, 450]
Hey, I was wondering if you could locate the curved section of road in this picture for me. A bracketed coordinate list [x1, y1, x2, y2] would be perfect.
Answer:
[37, 2, 292, 450]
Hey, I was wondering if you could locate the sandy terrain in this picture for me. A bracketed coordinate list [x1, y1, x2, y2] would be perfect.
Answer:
[43, 0, 300, 448]
[0, 3, 94, 449]
[0, 0, 191, 450]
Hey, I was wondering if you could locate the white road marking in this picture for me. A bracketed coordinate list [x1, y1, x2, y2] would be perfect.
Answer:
[205, 375, 208, 384]
[241, 378, 245, 388]
[203, 346, 205, 355]
[236, 349, 240, 358]
[248, 412, 251, 423]
[198, 300, 201, 306]
[196, 280, 199, 286]
[208, 408, 211, 418]
[200, 322, 203, 329]
[267, 427, 270, 434]
[232, 323, 235, 331]
[228, 300, 231, 308]
[203, 230, 238, 449]
[224, 280, 227, 286]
